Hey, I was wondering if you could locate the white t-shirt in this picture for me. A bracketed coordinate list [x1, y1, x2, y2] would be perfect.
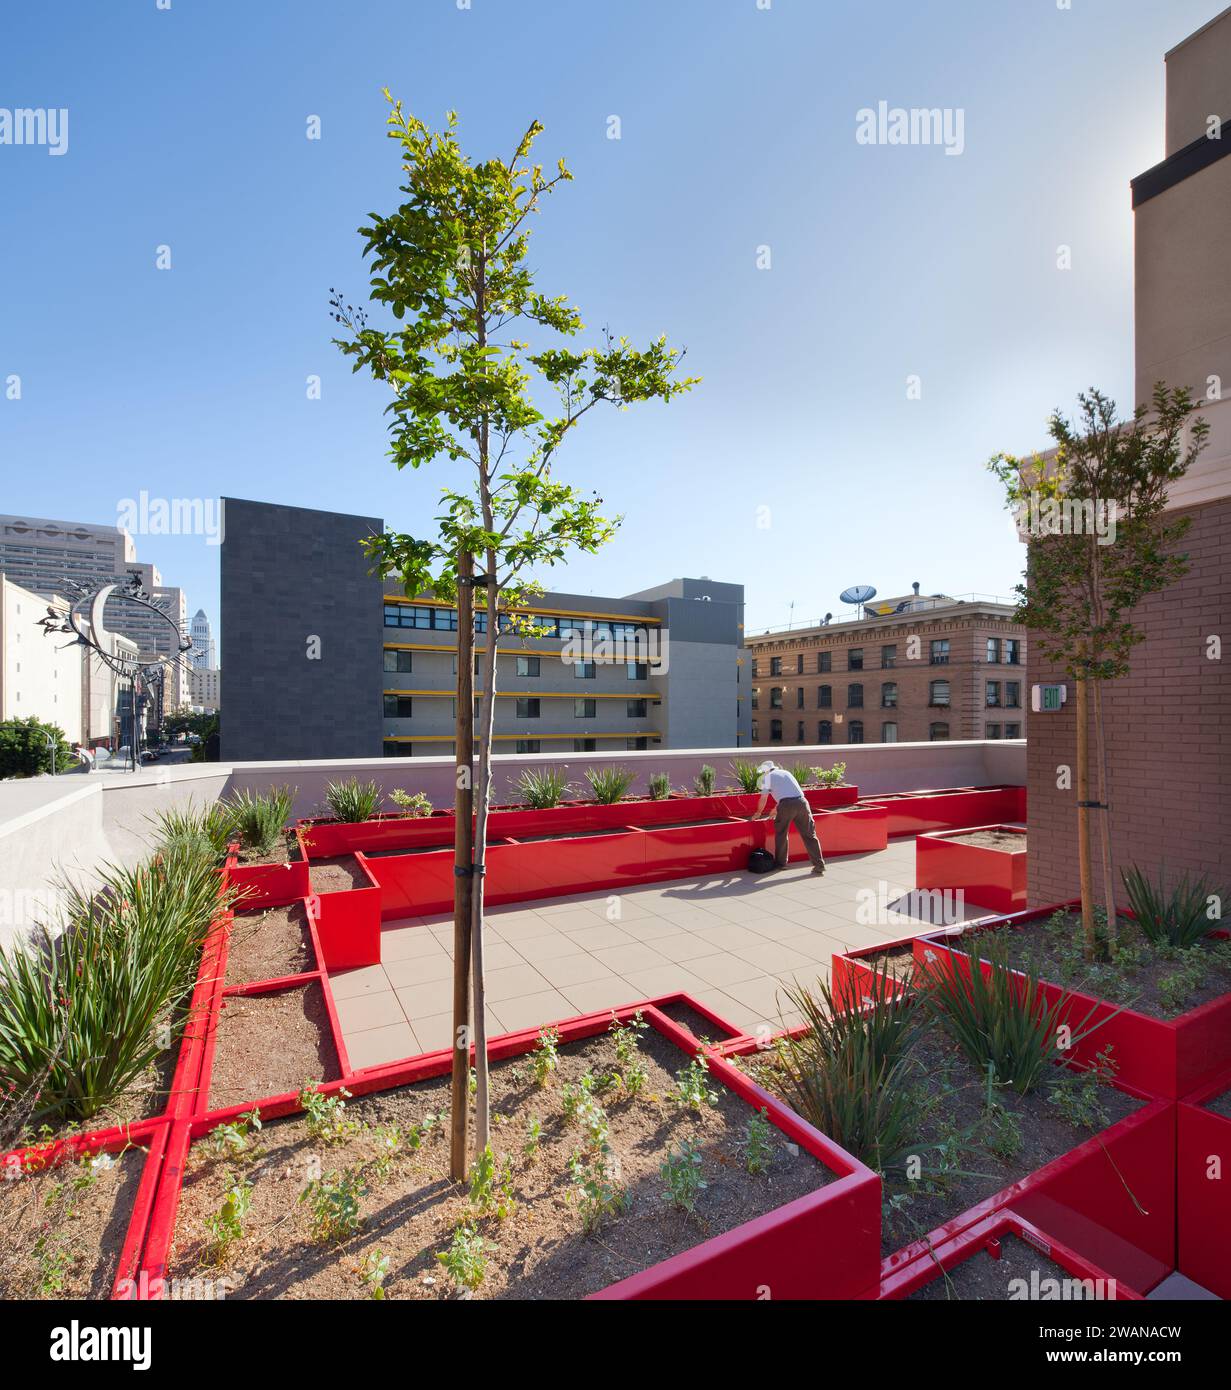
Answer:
[759, 768, 804, 802]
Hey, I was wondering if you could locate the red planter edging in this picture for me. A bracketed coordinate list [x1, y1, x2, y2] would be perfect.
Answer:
[311, 858, 383, 969]
[224, 857, 310, 910]
[1176, 1070, 1231, 1299]
[915, 823, 1027, 914]
[879, 1210, 1144, 1301]
[916, 909, 1231, 1101]
[864, 784, 1025, 838]
[829, 932, 920, 1011]
[136, 1003, 880, 1301]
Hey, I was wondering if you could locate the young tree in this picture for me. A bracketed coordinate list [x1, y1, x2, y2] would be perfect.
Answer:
[989, 384, 1208, 957]
[331, 97, 697, 1174]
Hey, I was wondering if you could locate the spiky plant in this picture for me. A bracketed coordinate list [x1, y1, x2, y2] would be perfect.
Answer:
[585, 766, 635, 805]
[224, 786, 295, 849]
[516, 768, 571, 810]
[1121, 864, 1223, 949]
[322, 779, 382, 824]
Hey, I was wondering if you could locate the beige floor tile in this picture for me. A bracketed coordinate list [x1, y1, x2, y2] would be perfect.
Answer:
[776, 932, 844, 965]
[721, 974, 797, 1017]
[494, 989, 577, 1033]
[689, 922, 765, 952]
[382, 953, 455, 988]
[510, 930, 585, 963]
[486, 914, 559, 943]
[618, 916, 687, 942]
[619, 963, 709, 999]
[684, 952, 767, 988]
[650, 932, 720, 964]
[730, 940, 817, 973]
[532, 953, 624, 989]
[393, 978, 455, 1019]
[335, 989, 406, 1034]
[481, 962, 554, 1003]
[409, 1007, 505, 1053]
[378, 926, 447, 962]
[560, 976, 640, 1015]
[589, 941, 670, 975]
[328, 964, 394, 1001]
[565, 922, 638, 951]
[344, 1022, 419, 1071]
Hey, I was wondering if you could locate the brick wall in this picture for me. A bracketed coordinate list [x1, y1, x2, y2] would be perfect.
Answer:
[1027, 496, 1231, 906]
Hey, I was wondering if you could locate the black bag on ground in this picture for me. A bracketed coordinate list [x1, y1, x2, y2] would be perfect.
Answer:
[747, 847, 775, 874]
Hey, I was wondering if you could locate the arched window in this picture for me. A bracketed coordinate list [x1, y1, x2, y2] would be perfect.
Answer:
[881, 682, 898, 708]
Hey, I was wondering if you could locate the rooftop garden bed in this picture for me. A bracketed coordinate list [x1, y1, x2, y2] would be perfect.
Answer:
[916, 823, 1027, 914]
[206, 984, 339, 1113]
[223, 904, 314, 989]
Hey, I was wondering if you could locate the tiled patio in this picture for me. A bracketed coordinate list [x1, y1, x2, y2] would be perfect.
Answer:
[333, 836, 1000, 1070]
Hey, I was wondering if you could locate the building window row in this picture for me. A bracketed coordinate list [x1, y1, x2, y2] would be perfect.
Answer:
[383, 605, 651, 642]
[753, 637, 1024, 676]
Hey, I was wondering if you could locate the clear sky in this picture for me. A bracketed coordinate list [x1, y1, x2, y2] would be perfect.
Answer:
[0, 0, 1219, 644]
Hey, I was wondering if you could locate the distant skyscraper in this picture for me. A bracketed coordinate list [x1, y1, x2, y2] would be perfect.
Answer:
[190, 609, 217, 669]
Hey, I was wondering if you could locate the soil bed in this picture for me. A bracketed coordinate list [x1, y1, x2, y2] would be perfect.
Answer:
[986, 913, 1231, 1020]
[948, 830, 1025, 852]
[849, 945, 917, 983]
[655, 1000, 739, 1042]
[234, 836, 298, 866]
[208, 983, 337, 1110]
[310, 857, 371, 894]
[907, 1233, 1107, 1301]
[1205, 1088, 1231, 1121]
[225, 904, 314, 988]
[171, 1026, 832, 1299]
[0, 1145, 146, 1299]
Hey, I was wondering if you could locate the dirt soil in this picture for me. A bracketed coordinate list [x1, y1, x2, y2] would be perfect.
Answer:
[225, 904, 314, 988]
[851, 945, 917, 983]
[235, 836, 298, 866]
[171, 1026, 832, 1299]
[208, 984, 338, 1111]
[310, 857, 371, 894]
[655, 1000, 739, 1042]
[990, 914, 1231, 1020]
[1205, 1088, 1231, 1120]
[907, 1233, 1105, 1301]
[949, 830, 1025, 852]
[0, 1145, 146, 1299]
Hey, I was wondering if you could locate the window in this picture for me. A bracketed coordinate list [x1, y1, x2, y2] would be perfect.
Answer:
[751, 720, 759, 742]
[383, 649, 412, 674]
[986, 681, 1001, 707]
[929, 679, 951, 707]
[1004, 639, 1021, 664]
[881, 721, 898, 743]
[434, 607, 459, 631]
[929, 722, 950, 741]
[384, 603, 433, 629]
[986, 723, 1002, 739]
[770, 719, 783, 741]
[451, 654, 481, 675]
[818, 651, 832, 673]
[796, 687, 805, 708]
[515, 739, 540, 753]
[627, 699, 648, 718]
[986, 637, 1001, 664]
[796, 654, 805, 674]
[769, 687, 783, 709]
[750, 658, 759, 678]
[574, 738, 597, 752]
[516, 656, 540, 678]
[817, 720, 832, 744]
[881, 645, 897, 669]
[848, 648, 864, 671]
[1005, 722, 1021, 739]
[574, 661, 596, 680]
[1005, 681, 1021, 708]
[817, 684, 832, 708]
[574, 698, 596, 718]
[770, 656, 782, 677]
[515, 698, 540, 719]
[796, 720, 806, 742]
[847, 683, 864, 708]
[930, 639, 950, 665]
[751, 689, 759, 710]
[383, 694, 412, 719]
[626, 737, 648, 751]
[627, 661, 648, 680]
[383, 741, 414, 757]
[881, 682, 898, 709]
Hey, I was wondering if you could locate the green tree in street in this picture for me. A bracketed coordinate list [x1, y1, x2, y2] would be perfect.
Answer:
[0, 717, 74, 779]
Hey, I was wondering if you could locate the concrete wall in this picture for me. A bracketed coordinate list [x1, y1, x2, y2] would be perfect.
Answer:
[1164, 6, 1231, 155]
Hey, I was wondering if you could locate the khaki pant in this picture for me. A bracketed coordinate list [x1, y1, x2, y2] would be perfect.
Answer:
[774, 797, 826, 869]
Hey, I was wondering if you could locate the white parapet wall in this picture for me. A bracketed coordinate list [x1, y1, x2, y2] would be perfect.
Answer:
[0, 740, 1024, 949]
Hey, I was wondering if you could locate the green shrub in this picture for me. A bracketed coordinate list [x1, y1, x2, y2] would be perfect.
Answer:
[516, 768, 571, 809]
[811, 762, 847, 789]
[323, 779, 382, 823]
[789, 762, 815, 788]
[585, 766, 634, 804]
[729, 759, 761, 794]
[1121, 864, 1224, 949]
[390, 789, 433, 818]
[0, 717, 74, 779]
[647, 772, 671, 800]
[693, 764, 716, 796]
[223, 786, 294, 850]
[148, 803, 233, 865]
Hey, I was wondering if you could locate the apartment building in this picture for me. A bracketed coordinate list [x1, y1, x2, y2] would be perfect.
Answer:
[745, 589, 1026, 747]
[1027, 7, 1231, 904]
[0, 514, 191, 709]
[220, 497, 750, 761]
[190, 665, 221, 712]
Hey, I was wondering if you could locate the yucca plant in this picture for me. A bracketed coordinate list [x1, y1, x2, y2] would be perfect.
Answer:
[322, 779, 381, 824]
[789, 762, 815, 788]
[1121, 864, 1222, 949]
[0, 847, 235, 1128]
[585, 766, 634, 805]
[693, 764, 716, 796]
[224, 786, 295, 850]
[772, 964, 926, 1171]
[148, 803, 232, 865]
[647, 772, 671, 801]
[920, 935, 1111, 1095]
[729, 759, 761, 794]
[516, 768, 571, 810]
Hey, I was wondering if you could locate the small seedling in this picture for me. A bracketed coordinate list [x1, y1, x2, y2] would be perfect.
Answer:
[562, 1074, 609, 1149]
[203, 1109, 263, 1162]
[672, 1055, 718, 1112]
[437, 1223, 487, 1291]
[469, 1144, 516, 1219]
[531, 1026, 560, 1085]
[1049, 1047, 1118, 1130]
[568, 1149, 628, 1233]
[661, 1139, 706, 1214]
[298, 1084, 361, 1144]
[406, 1113, 438, 1150]
[743, 1108, 774, 1175]
[302, 1167, 367, 1243]
[361, 1249, 390, 1300]
[523, 1116, 542, 1160]
[204, 1174, 253, 1262]
[370, 1125, 403, 1182]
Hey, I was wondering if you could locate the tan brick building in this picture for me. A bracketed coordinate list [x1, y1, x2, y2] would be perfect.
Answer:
[1026, 8, 1231, 905]
[746, 591, 1027, 748]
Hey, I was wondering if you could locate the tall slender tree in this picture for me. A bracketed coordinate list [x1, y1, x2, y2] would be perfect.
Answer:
[331, 96, 697, 1172]
[989, 384, 1207, 957]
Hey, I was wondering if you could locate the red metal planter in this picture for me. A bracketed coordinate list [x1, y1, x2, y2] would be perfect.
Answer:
[829, 932, 920, 1010]
[224, 855, 311, 909]
[915, 823, 1027, 914]
[310, 859, 383, 969]
[879, 1210, 1144, 1301]
[865, 785, 1026, 838]
[1176, 1072, 1231, 1299]
[141, 1004, 880, 1301]
[916, 910, 1231, 1101]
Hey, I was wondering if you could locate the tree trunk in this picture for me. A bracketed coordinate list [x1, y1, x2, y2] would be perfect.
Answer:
[470, 571, 500, 1158]
[1075, 673, 1097, 959]
[449, 549, 475, 1182]
[1090, 676, 1119, 945]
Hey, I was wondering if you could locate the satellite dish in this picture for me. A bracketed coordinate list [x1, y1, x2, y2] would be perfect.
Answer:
[840, 585, 877, 606]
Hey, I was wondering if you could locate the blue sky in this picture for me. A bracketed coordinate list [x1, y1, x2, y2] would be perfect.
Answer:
[0, 0, 1218, 642]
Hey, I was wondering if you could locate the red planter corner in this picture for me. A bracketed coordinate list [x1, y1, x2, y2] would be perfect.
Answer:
[915, 823, 1027, 915]
[1176, 1072, 1231, 1299]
